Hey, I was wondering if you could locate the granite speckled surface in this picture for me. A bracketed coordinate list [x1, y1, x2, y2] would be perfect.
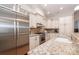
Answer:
[28, 37, 79, 55]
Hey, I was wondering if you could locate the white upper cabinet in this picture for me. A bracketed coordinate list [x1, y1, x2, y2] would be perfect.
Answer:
[46, 19, 52, 28]
[29, 14, 37, 28]
[0, 4, 15, 10]
[45, 19, 59, 28]
[29, 14, 45, 28]
[0, 4, 28, 16]
[59, 16, 74, 36]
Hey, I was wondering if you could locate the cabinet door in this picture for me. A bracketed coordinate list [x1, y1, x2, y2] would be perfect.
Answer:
[29, 36, 40, 50]
[59, 24, 65, 35]
[29, 36, 36, 50]
[59, 16, 73, 36]
[0, 4, 14, 10]
[35, 36, 40, 47]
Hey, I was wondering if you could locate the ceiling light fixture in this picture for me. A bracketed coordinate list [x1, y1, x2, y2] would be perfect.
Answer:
[74, 5, 79, 11]
[47, 11, 50, 14]
[44, 4, 47, 7]
[60, 7, 63, 10]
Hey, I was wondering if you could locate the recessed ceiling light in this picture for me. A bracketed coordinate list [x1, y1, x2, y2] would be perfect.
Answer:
[47, 11, 50, 14]
[74, 5, 79, 11]
[44, 4, 47, 7]
[60, 7, 63, 10]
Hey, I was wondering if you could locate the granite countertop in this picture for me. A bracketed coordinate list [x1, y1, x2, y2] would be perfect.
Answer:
[73, 33, 79, 39]
[72, 33, 79, 44]
[28, 37, 79, 55]
[30, 34, 42, 37]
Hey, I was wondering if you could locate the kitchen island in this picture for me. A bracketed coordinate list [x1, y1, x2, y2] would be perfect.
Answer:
[28, 36, 79, 55]
[72, 33, 79, 44]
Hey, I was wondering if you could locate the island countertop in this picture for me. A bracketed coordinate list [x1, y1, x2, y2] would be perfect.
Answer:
[28, 37, 79, 55]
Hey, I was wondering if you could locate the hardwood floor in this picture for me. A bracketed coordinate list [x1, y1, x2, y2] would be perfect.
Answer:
[17, 44, 29, 55]
[0, 44, 29, 55]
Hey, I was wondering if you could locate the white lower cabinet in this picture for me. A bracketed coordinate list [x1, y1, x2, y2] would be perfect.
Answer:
[29, 35, 40, 50]
[45, 33, 59, 41]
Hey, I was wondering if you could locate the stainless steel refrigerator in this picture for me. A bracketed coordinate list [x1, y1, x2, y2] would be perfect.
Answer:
[0, 4, 29, 55]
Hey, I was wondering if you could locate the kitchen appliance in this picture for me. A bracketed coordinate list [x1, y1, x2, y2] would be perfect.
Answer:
[36, 23, 45, 44]
[0, 4, 29, 55]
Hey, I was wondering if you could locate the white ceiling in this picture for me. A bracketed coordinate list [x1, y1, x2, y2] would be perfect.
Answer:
[41, 4, 79, 17]
[23, 4, 79, 18]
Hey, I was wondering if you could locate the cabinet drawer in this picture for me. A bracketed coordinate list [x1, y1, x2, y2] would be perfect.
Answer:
[29, 35, 40, 50]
